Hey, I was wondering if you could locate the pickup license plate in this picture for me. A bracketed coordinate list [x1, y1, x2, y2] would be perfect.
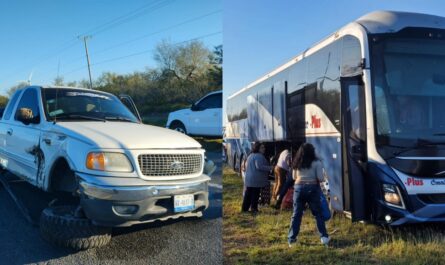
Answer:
[174, 194, 195, 212]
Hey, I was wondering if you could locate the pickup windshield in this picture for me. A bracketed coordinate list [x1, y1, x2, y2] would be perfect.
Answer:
[42, 88, 139, 123]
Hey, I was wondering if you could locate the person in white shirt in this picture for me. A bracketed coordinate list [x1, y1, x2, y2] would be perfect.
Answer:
[272, 149, 291, 201]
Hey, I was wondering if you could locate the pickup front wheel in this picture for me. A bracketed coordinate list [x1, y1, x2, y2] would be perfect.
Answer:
[170, 121, 187, 134]
[40, 205, 112, 250]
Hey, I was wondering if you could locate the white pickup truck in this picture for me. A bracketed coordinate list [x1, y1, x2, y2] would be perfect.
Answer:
[0, 86, 210, 249]
[166, 90, 222, 137]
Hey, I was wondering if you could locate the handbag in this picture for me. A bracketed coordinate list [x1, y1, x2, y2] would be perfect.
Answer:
[281, 187, 294, 210]
[259, 182, 271, 205]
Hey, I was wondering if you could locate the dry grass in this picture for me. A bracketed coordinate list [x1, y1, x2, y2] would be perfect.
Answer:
[223, 166, 445, 265]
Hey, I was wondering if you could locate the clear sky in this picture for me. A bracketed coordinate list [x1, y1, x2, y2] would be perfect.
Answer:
[223, 0, 445, 121]
[0, 0, 222, 95]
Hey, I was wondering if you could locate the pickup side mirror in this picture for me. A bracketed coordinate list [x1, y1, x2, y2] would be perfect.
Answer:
[17, 108, 38, 125]
[191, 103, 199, 111]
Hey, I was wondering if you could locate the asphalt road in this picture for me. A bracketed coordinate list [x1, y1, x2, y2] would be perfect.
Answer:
[0, 150, 222, 265]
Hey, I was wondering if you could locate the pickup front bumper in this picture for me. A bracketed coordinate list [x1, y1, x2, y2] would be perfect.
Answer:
[77, 173, 210, 227]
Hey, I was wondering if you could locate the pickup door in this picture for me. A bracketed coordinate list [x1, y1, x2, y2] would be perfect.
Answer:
[3, 88, 42, 184]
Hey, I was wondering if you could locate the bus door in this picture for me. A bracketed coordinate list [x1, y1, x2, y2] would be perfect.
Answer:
[341, 76, 368, 221]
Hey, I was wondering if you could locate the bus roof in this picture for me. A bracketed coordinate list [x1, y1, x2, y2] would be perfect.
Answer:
[228, 10, 445, 100]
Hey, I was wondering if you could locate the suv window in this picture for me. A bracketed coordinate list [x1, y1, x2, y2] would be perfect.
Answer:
[3, 90, 22, 120]
[196, 93, 222, 110]
[15, 88, 40, 124]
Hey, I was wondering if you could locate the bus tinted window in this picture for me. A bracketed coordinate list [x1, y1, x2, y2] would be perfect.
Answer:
[342, 35, 362, 77]
[306, 40, 342, 130]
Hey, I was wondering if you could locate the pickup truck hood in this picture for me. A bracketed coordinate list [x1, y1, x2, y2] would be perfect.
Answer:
[53, 122, 201, 149]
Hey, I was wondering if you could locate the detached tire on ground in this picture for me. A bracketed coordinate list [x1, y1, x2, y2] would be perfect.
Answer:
[40, 205, 112, 250]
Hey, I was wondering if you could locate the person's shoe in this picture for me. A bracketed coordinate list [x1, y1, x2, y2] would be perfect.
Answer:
[274, 201, 281, 209]
[321, 236, 330, 246]
[288, 238, 297, 248]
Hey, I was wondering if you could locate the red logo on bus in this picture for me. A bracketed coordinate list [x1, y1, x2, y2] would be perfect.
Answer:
[311, 115, 321, 129]
[405, 177, 423, 186]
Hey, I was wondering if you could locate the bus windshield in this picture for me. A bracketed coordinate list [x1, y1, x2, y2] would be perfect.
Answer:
[371, 29, 445, 148]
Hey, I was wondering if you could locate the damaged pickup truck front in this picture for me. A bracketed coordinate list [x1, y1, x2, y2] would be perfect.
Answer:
[0, 86, 210, 249]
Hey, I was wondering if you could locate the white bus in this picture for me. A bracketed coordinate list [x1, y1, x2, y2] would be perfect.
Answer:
[225, 11, 445, 225]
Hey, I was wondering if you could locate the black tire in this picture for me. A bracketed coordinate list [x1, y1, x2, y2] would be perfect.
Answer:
[170, 121, 187, 134]
[40, 205, 111, 250]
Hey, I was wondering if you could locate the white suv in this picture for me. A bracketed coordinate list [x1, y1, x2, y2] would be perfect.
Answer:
[166, 90, 222, 137]
[0, 86, 210, 250]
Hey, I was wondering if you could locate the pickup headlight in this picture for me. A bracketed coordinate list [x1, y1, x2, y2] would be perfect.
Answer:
[382, 184, 404, 208]
[86, 152, 133, 172]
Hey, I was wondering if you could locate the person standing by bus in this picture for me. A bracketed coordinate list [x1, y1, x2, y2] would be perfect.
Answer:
[272, 149, 291, 202]
[241, 142, 272, 213]
[288, 143, 329, 247]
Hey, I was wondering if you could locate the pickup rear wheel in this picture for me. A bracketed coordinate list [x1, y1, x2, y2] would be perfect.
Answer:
[40, 205, 111, 250]
[170, 121, 187, 134]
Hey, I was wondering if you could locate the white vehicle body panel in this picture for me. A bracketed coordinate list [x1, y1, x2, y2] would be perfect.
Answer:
[166, 90, 222, 137]
[0, 86, 208, 191]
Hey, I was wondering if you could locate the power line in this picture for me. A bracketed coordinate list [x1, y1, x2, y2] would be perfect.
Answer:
[79, 0, 174, 37]
[92, 31, 222, 66]
[65, 9, 222, 66]
[60, 31, 222, 77]
[3, 0, 174, 87]
[2, 39, 78, 84]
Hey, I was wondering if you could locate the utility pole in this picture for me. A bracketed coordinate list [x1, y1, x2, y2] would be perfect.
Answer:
[79, 35, 93, 89]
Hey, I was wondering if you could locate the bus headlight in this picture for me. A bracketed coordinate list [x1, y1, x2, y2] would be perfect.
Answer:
[86, 152, 133, 172]
[382, 184, 404, 208]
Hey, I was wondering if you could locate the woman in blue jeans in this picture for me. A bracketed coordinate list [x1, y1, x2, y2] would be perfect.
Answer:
[288, 143, 329, 247]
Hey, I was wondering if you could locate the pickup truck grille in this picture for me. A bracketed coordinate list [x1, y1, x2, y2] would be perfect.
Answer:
[138, 154, 202, 177]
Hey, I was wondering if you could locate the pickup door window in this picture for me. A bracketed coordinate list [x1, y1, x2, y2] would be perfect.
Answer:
[3, 90, 22, 120]
[189, 93, 222, 136]
[6, 88, 42, 185]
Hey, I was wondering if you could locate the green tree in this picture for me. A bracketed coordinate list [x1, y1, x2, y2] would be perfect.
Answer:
[7, 82, 28, 97]
[208, 45, 222, 90]
[0, 95, 8, 107]
[53, 76, 64, 86]
[154, 40, 211, 81]
[44, 39, 222, 116]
